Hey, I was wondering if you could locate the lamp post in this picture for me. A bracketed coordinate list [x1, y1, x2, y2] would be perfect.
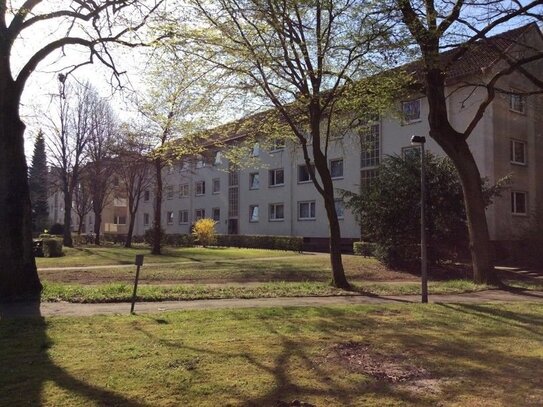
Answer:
[411, 135, 428, 303]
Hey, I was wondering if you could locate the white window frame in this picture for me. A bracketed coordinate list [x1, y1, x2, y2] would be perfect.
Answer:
[298, 200, 316, 221]
[510, 139, 527, 165]
[212, 178, 221, 194]
[178, 210, 189, 225]
[269, 168, 285, 187]
[329, 158, 344, 180]
[297, 164, 313, 183]
[212, 207, 221, 221]
[195, 209, 206, 220]
[251, 142, 260, 157]
[249, 205, 259, 222]
[511, 191, 528, 216]
[334, 199, 345, 220]
[249, 172, 260, 190]
[113, 215, 126, 225]
[402, 99, 421, 123]
[509, 92, 526, 114]
[166, 211, 174, 225]
[195, 181, 206, 196]
[179, 184, 189, 198]
[269, 203, 285, 222]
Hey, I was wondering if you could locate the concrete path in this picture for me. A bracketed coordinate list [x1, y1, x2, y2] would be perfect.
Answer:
[1, 289, 542, 319]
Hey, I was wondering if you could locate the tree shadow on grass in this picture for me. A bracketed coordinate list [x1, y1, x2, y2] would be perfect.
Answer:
[0, 302, 148, 406]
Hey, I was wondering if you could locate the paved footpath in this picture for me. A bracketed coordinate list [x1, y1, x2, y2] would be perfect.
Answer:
[1, 289, 542, 319]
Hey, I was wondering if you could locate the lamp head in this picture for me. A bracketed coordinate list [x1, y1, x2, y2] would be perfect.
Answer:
[411, 135, 426, 145]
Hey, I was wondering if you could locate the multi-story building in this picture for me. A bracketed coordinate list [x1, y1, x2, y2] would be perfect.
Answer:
[133, 24, 543, 247]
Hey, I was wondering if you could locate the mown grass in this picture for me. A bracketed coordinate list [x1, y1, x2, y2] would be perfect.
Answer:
[1, 304, 542, 406]
[36, 246, 299, 268]
[41, 280, 491, 303]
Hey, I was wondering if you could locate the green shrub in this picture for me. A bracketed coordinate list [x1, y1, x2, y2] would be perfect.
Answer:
[353, 241, 376, 257]
[193, 218, 217, 247]
[165, 234, 195, 247]
[143, 228, 166, 245]
[374, 244, 419, 269]
[42, 238, 63, 257]
[215, 234, 303, 252]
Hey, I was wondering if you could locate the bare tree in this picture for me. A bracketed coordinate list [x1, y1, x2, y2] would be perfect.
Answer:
[73, 174, 93, 236]
[393, 0, 543, 283]
[0, 1, 163, 300]
[85, 88, 117, 245]
[47, 79, 93, 248]
[174, 0, 404, 288]
[115, 130, 153, 248]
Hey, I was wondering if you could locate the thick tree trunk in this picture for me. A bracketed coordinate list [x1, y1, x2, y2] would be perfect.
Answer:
[93, 211, 102, 246]
[125, 212, 136, 248]
[425, 68, 497, 284]
[62, 190, 73, 247]
[152, 159, 162, 255]
[0, 76, 42, 301]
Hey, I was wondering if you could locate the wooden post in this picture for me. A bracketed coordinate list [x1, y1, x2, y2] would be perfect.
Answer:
[130, 255, 144, 314]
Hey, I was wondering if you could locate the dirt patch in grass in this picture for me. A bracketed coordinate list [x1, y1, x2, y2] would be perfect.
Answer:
[323, 341, 432, 384]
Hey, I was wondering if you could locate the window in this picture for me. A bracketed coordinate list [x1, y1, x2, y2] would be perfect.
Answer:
[298, 201, 316, 220]
[113, 215, 126, 225]
[196, 155, 205, 169]
[214, 151, 223, 166]
[228, 187, 239, 217]
[298, 164, 314, 183]
[166, 211, 174, 225]
[402, 146, 421, 159]
[180, 160, 190, 172]
[195, 209, 206, 220]
[269, 203, 285, 221]
[330, 159, 343, 179]
[402, 99, 421, 123]
[511, 192, 527, 215]
[212, 207, 220, 221]
[509, 93, 526, 113]
[271, 139, 285, 151]
[249, 172, 260, 190]
[251, 142, 260, 157]
[212, 178, 220, 194]
[143, 213, 149, 226]
[335, 199, 345, 219]
[360, 169, 379, 190]
[179, 184, 189, 198]
[510, 140, 526, 165]
[179, 210, 189, 224]
[360, 124, 380, 168]
[249, 205, 259, 222]
[195, 181, 206, 196]
[269, 168, 285, 187]
[144, 190, 150, 202]
[166, 185, 174, 200]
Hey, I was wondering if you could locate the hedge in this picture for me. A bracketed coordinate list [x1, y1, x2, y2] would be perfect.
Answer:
[353, 241, 376, 257]
[214, 234, 303, 252]
[42, 238, 63, 257]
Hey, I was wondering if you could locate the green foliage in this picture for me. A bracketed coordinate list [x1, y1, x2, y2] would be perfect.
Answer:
[353, 241, 377, 257]
[28, 130, 49, 234]
[344, 153, 502, 268]
[215, 234, 303, 252]
[164, 234, 195, 247]
[42, 239, 63, 258]
[192, 218, 217, 247]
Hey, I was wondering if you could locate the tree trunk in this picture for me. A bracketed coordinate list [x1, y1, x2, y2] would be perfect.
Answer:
[63, 189, 73, 247]
[0, 75, 42, 301]
[93, 211, 102, 246]
[125, 210, 136, 248]
[447, 142, 498, 284]
[77, 215, 83, 235]
[152, 159, 163, 255]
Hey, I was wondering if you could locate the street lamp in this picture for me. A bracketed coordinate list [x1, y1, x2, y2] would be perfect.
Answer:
[411, 135, 428, 303]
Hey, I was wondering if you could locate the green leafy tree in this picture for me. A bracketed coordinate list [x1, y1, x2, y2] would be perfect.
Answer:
[28, 130, 49, 234]
[344, 153, 504, 268]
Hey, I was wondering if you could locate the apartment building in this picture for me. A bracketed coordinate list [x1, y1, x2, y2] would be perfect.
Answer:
[134, 24, 543, 245]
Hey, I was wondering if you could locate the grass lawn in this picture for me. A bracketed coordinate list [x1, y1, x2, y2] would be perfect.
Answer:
[1, 303, 542, 406]
[36, 246, 299, 268]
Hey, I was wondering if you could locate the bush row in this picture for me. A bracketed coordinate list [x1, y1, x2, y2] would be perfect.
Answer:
[142, 229, 195, 247]
[353, 241, 377, 257]
[215, 234, 303, 252]
[33, 238, 63, 257]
